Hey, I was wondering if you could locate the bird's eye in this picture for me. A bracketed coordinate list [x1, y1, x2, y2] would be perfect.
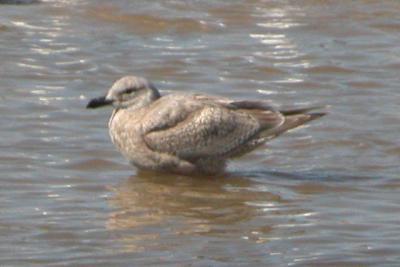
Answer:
[124, 88, 135, 94]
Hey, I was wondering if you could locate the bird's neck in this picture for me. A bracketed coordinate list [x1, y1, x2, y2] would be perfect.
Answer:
[144, 86, 161, 105]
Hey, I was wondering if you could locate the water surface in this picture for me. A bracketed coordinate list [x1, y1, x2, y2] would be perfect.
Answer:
[0, 0, 399, 266]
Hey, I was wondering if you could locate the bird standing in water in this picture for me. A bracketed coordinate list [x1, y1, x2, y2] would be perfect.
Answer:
[87, 76, 325, 175]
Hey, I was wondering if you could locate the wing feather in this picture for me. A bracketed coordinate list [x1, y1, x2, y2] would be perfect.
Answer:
[142, 94, 285, 160]
[144, 106, 261, 159]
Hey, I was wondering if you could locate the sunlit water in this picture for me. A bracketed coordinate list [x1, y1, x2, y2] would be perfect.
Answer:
[0, 0, 399, 266]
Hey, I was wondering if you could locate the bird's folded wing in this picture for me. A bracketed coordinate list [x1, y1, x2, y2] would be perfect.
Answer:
[193, 94, 277, 111]
[143, 105, 282, 159]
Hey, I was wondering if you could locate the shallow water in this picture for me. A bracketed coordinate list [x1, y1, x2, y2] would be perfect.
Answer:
[0, 0, 399, 266]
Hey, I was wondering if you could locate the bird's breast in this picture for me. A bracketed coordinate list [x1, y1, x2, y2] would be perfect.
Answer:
[108, 109, 143, 159]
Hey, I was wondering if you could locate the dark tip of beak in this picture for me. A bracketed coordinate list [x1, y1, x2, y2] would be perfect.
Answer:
[86, 96, 113, 109]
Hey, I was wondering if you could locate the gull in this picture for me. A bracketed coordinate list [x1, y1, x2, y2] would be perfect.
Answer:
[87, 76, 325, 175]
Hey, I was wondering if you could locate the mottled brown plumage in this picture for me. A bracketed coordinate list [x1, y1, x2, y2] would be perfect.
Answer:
[87, 76, 325, 175]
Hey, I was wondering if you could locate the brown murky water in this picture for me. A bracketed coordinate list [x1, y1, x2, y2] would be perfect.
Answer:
[1, 0, 399, 266]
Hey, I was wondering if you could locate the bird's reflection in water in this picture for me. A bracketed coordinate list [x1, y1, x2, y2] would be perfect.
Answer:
[106, 171, 288, 253]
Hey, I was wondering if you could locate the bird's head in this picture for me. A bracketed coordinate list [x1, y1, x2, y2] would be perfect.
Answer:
[86, 76, 160, 109]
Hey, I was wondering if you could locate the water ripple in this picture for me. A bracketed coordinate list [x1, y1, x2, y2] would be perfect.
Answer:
[0, 0, 399, 266]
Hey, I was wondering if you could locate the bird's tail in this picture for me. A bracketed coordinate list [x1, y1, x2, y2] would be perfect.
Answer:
[260, 106, 326, 139]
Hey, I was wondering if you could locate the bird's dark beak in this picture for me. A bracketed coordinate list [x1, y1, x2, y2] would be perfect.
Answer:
[86, 96, 113, 109]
